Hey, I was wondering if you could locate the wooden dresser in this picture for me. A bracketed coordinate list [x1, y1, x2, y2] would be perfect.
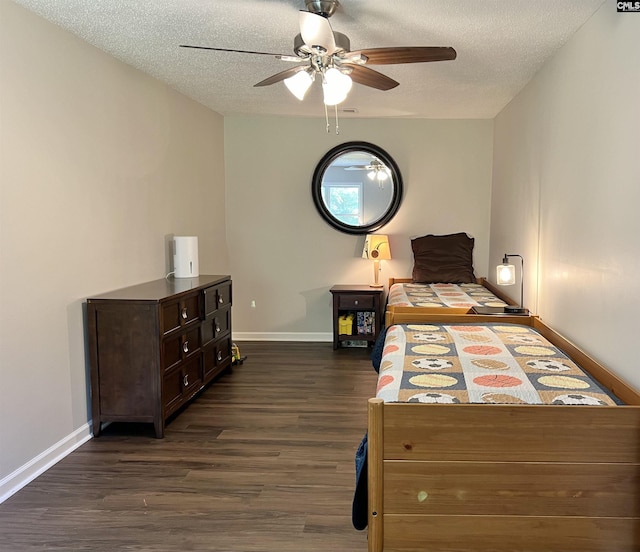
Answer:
[87, 275, 232, 438]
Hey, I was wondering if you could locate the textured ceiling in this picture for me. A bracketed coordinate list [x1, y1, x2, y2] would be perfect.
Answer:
[12, 0, 606, 119]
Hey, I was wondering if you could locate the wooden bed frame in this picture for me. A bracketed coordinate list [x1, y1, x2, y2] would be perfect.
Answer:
[385, 277, 518, 325]
[367, 311, 640, 552]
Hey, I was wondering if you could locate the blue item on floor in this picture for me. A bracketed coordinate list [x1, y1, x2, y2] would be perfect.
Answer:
[352, 433, 368, 530]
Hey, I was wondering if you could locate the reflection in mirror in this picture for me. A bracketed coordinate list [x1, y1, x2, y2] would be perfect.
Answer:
[312, 142, 403, 234]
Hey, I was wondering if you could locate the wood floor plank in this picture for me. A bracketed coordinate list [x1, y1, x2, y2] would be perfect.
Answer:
[0, 342, 373, 551]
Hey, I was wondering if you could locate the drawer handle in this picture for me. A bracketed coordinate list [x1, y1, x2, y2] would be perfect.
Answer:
[215, 323, 221, 334]
[354, 300, 359, 305]
[217, 351, 223, 362]
[183, 341, 189, 353]
[218, 295, 224, 304]
[181, 307, 188, 320]
[183, 374, 189, 387]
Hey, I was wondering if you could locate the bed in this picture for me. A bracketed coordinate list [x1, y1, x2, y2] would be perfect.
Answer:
[360, 311, 640, 552]
[384, 233, 517, 325]
[385, 277, 513, 323]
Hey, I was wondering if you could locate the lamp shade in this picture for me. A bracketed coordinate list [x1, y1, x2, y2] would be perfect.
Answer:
[496, 262, 516, 285]
[362, 234, 391, 260]
[284, 70, 314, 101]
[322, 68, 352, 106]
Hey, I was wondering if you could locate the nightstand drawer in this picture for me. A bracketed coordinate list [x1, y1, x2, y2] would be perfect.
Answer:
[339, 294, 374, 309]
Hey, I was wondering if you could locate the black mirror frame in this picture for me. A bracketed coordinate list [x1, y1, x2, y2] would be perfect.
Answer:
[311, 141, 403, 235]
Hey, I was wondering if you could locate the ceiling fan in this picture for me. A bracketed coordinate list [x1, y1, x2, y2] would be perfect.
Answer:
[344, 158, 387, 170]
[344, 158, 392, 187]
[180, 0, 457, 107]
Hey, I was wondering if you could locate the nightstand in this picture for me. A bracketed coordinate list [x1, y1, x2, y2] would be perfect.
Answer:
[330, 285, 384, 350]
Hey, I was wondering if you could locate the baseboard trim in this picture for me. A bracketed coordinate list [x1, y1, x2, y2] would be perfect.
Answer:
[0, 422, 93, 504]
[233, 332, 332, 342]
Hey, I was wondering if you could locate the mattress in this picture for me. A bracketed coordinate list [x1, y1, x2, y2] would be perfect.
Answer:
[388, 282, 507, 309]
[376, 323, 619, 406]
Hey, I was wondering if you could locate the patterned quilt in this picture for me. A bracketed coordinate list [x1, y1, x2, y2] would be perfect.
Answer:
[388, 282, 507, 309]
[376, 323, 618, 406]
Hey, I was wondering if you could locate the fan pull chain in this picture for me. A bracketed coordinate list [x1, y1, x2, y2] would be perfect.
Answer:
[323, 104, 340, 135]
[324, 103, 330, 133]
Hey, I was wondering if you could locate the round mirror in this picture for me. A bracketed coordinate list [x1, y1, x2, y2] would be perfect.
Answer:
[312, 141, 403, 234]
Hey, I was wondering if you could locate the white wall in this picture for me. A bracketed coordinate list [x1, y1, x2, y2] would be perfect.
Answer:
[225, 117, 494, 338]
[490, 2, 640, 389]
[0, 2, 228, 498]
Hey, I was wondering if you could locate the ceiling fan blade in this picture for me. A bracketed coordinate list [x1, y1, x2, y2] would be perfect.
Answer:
[180, 44, 287, 58]
[348, 65, 399, 91]
[254, 66, 306, 87]
[299, 11, 336, 54]
[351, 46, 457, 65]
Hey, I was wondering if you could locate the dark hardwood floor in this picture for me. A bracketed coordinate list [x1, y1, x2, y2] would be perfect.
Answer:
[0, 342, 375, 551]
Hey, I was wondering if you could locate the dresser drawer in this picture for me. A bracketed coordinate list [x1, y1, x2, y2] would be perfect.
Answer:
[201, 307, 231, 345]
[162, 356, 203, 417]
[204, 282, 232, 316]
[161, 292, 201, 334]
[338, 294, 374, 309]
[181, 355, 204, 398]
[203, 337, 232, 381]
[162, 326, 200, 371]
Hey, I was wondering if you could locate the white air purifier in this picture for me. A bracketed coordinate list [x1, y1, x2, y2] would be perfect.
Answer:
[173, 236, 199, 278]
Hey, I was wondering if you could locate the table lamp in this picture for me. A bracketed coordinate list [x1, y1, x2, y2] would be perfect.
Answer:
[496, 254, 527, 314]
[362, 234, 391, 288]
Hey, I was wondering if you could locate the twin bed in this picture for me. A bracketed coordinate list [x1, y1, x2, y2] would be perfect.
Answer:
[385, 277, 512, 324]
[383, 232, 515, 324]
[355, 233, 640, 551]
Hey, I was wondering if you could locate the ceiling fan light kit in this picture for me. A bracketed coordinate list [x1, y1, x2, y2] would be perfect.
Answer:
[180, 0, 456, 132]
[284, 69, 315, 100]
[322, 67, 353, 106]
[368, 165, 390, 185]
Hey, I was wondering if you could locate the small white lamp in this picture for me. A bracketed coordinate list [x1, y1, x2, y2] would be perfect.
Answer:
[362, 234, 391, 288]
[496, 254, 527, 314]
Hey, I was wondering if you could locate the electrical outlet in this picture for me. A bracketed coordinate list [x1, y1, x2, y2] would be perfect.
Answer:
[250, 300, 256, 308]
